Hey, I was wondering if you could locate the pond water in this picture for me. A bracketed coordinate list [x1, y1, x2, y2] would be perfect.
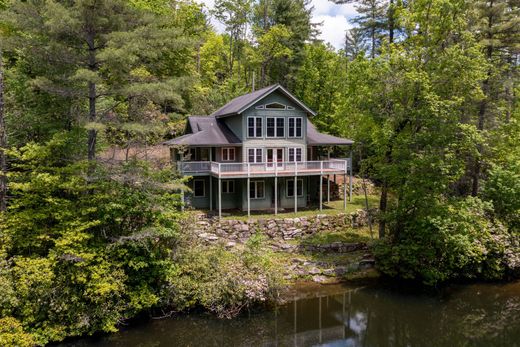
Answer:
[61, 281, 520, 347]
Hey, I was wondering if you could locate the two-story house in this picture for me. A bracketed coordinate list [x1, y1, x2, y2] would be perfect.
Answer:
[164, 84, 354, 217]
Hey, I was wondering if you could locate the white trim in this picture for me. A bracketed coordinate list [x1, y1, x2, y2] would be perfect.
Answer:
[286, 178, 304, 198]
[247, 116, 263, 138]
[249, 180, 265, 199]
[193, 179, 205, 197]
[221, 147, 235, 161]
[288, 147, 303, 162]
[265, 102, 286, 110]
[236, 84, 317, 117]
[247, 148, 263, 163]
[288, 117, 303, 138]
[266, 117, 285, 138]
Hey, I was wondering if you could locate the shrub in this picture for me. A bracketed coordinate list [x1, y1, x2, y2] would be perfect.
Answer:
[374, 197, 515, 285]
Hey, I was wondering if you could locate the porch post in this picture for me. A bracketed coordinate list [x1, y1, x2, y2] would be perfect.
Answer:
[349, 152, 353, 202]
[218, 177, 222, 218]
[319, 175, 323, 211]
[209, 148, 213, 211]
[247, 177, 251, 218]
[294, 162, 298, 213]
[319, 161, 323, 211]
[343, 173, 347, 211]
[327, 174, 330, 204]
[274, 176, 278, 215]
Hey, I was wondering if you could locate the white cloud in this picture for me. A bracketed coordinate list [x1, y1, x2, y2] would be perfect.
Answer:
[315, 14, 352, 50]
[195, 0, 357, 50]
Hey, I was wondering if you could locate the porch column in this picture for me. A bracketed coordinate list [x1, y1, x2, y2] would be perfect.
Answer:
[218, 177, 222, 218]
[327, 174, 330, 204]
[247, 177, 251, 218]
[343, 173, 347, 211]
[349, 152, 353, 202]
[294, 176, 297, 214]
[209, 148, 213, 211]
[274, 176, 278, 215]
[319, 175, 323, 211]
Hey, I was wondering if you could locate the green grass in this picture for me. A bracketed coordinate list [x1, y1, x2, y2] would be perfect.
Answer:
[300, 228, 375, 246]
[210, 194, 379, 221]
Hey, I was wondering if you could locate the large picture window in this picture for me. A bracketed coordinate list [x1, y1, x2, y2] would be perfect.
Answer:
[288, 117, 303, 138]
[287, 179, 303, 197]
[248, 148, 263, 163]
[193, 179, 205, 197]
[248, 117, 263, 137]
[266, 117, 285, 138]
[222, 147, 235, 161]
[288, 148, 302, 162]
[249, 180, 265, 199]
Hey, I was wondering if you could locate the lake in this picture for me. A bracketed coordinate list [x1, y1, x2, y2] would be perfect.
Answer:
[60, 280, 520, 347]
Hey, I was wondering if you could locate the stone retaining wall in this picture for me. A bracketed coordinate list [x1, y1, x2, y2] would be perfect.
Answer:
[194, 209, 376, 243]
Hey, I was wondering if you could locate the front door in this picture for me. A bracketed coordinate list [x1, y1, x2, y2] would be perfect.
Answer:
[267, 148, 284, 170]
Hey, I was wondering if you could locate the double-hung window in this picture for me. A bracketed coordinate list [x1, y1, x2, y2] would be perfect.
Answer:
[266, 117, 285, 137]
[288, 148, 302, 162]
[249, 180, 265, 199]
[248, 117, 263, 138]
[193, 179, 205, 197]
[222, 180, 235, 194]
[248, 148, 263, 163]
[222, 147, 235, 161]
[287, 179, 303, 197]
[288, 117, 303, 138]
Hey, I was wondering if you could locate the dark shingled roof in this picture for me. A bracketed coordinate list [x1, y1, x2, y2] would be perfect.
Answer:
[211, 84, 316, 118]
[306, 119, 354, 146]
[163, 116, 241, 146]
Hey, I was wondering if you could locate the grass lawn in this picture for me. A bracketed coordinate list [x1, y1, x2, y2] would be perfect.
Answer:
[207, 194, 380, 221]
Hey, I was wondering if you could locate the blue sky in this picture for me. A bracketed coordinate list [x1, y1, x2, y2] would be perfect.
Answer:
[197, 0, 358, 50]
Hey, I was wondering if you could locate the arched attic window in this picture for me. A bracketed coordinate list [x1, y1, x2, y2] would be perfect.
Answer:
[265, 102, 286, 110]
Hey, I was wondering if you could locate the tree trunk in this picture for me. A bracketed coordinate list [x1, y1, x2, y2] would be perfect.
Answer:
[87, 31, 97, 161]
[0, 49, 7, 211]
[388, 0, 395, 44]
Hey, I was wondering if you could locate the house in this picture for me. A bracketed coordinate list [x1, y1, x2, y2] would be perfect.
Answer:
[164, 84, 354, 218]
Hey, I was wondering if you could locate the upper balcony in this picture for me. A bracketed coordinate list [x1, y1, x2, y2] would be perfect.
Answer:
[177, 159, 350, 178]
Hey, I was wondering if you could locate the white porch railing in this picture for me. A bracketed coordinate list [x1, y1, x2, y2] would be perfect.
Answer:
[177, 159, 349, 177]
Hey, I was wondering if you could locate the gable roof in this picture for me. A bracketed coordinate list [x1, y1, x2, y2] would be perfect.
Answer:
[306, 119, 354, 146]
[163, 116, 241, 147]
[211, 84, 317, 118]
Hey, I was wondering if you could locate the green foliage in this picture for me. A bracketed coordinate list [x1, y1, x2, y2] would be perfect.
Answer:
[374, 197, 513, 285]
[167, 230, 283, 318]
[0, 134, 182, 345]
[0, 317, 35, 347]
[483, 164, 520, 231]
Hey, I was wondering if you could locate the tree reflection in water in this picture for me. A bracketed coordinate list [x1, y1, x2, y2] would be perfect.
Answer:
[61, 281, 520, 347]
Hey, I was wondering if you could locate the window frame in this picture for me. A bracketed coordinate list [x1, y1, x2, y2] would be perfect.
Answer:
[193, 179, 205, 197]
[221, 147, 236, 161]
[249, 180, 265, 199]
[222, 180, 235, 194]
[247, 116, 263, 138]
[247, 148, 263, 163]
[288, 147, 303, 162]
[286, 178, 304, 198]
[266, 117, 285, 138]
[288, 117, 303, 138]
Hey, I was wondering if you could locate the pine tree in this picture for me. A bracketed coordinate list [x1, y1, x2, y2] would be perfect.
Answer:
[344, 27, 368, 59]
[351, 0, 387, 58]
[4, 0, 191, 161]
[470, 0, 520, 195]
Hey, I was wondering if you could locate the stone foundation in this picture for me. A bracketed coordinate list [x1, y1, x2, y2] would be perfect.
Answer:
[193, 209, 376, 244]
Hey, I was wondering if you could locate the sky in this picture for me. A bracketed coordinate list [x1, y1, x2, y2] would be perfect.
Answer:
[197, 0, 358, 50]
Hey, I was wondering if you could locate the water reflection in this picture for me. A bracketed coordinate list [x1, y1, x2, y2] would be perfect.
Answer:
[61, 281, 520, 347]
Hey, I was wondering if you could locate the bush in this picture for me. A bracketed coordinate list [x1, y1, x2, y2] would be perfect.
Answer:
[374, 197, 516, 286]
[0, 317, 35, 347]
[166, 231, 284, 318]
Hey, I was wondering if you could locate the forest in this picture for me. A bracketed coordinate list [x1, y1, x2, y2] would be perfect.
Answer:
[0, 0, 519, 345]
